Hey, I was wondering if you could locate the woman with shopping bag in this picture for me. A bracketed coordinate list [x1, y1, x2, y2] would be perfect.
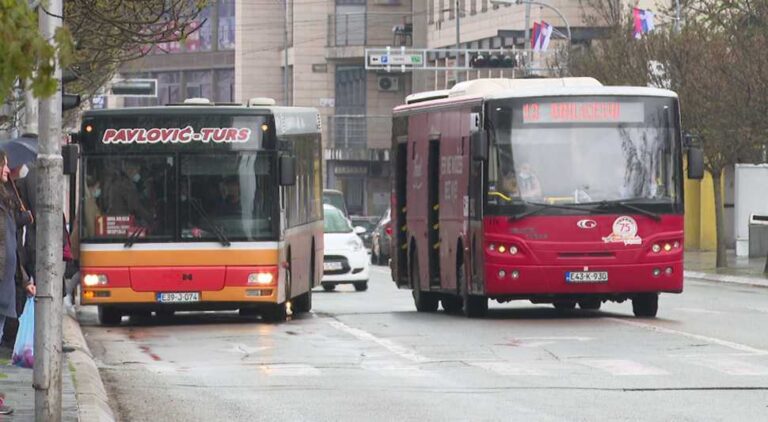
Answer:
[0, 151, 34, 415]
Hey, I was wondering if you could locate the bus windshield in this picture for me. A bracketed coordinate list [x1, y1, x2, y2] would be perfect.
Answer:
[487, 96, 681, 212]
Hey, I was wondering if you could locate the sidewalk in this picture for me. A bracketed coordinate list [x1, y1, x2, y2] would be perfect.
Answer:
[684, 249, 768, 288]
[0, 313, 114, 422]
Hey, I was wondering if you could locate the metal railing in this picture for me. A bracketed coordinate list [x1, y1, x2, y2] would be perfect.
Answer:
[327, 115, 392, 149]
[328, 12, 413, 47]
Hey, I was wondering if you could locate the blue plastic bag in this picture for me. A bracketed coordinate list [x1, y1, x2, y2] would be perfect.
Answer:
[12, 297, 35, 368]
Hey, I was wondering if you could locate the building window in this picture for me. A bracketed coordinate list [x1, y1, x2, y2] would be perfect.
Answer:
[158, 72, 182, 105]
[185, 5, 213, 52]
[214, 69, 234, 102]
[185, 70, 213, 99]
[218, 0, 235, 50]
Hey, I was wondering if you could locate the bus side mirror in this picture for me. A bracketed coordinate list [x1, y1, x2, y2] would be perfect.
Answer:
[471, 133, 488, 161]
[62, 144, 80, 176]
[280, 155, 296, 186]
[687, 147, 704, 180]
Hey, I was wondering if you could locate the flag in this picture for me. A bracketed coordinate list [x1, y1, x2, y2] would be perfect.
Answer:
[633, 8, 655, 39]
[531, 21, 541, 50]
[533, 21, 553, 52]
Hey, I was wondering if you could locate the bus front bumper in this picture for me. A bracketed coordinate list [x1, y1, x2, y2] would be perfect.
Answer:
[81, 286, 278, 306]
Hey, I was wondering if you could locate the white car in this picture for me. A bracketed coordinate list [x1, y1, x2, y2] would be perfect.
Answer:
[322, 204, 370, 291]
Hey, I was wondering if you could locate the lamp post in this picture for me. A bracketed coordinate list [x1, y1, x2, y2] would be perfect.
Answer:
[491, 0, 572, 43]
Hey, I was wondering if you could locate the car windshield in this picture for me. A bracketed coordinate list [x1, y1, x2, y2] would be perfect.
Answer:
[324, 207, 352, 233]
[323, 191, 348, 215]
[487, 96, 681, 211]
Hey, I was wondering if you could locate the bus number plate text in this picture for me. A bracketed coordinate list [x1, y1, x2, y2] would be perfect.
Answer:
[156, 292, 200, 303]
[565, 271, 608, 283]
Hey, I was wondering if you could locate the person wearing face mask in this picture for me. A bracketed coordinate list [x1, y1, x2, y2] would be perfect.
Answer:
[106, 161, 153, 226]
[85, 176, 104, 237]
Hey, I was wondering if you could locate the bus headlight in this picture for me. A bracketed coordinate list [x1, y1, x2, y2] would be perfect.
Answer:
[83, 274, 108, 286]
[248, 272, 274, 285]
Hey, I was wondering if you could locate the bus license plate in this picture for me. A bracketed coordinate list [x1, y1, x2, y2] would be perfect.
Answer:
[157, 292, 200, 303]
[566, 271, 608, 283]
[324, 262, 343, 271]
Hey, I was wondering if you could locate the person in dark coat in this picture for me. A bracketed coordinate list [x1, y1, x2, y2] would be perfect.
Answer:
[0, 151, 34, 355]
[106, 162, 153, 225]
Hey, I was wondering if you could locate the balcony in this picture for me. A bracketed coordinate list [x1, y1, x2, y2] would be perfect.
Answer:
[324, 115, 391, 162]
[327, 12, 412, 58]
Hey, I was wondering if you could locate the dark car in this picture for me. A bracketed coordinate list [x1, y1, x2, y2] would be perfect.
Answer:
[370, 207, 391, 265]
[349, 215, 378, 249]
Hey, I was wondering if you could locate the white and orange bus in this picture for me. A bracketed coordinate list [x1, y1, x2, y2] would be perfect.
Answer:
[76, 98, 323, 324]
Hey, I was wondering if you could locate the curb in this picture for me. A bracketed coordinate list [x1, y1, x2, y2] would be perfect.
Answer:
[684, 270, 768, 289]
[62, 314, 117, 422]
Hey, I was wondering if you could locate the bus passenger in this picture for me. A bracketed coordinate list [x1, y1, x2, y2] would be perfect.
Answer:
[84, 176, 103, 236]
[106, 162, 153, 225]
[516, 162, 542, 199]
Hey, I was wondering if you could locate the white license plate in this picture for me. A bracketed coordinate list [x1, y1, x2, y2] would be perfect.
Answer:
[156, 292, 200, 303]
[324, 262, 343, 271]
[566, 271, 608, 283]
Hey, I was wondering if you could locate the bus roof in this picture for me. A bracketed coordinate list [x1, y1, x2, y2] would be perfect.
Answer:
[396, 78, 677, 112]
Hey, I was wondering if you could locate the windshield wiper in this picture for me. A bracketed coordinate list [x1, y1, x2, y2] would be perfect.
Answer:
[124, 226, 146, 248]
[188, 197, 231, 247]
[587, 199, 662, 221]
[510, 201, 610, 221]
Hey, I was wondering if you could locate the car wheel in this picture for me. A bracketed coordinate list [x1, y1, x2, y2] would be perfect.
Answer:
[354, 281, 368, 292]
[322, 284, 336, 292]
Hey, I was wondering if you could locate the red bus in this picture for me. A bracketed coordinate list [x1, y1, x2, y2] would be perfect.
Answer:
[76, 98, 323, 324]
[390, 78, 703, 318]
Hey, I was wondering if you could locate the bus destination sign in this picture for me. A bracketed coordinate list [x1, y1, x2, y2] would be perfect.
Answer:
[522, 102, 644, 124]
[101, 127, 252, 144]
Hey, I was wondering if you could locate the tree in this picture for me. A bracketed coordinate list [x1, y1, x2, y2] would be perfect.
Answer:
[1, 0, 207, 130]
[568, 0, 768, 268]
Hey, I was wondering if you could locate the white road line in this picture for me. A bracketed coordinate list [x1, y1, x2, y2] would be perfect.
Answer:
[470, 361, 551, 376]
[608, 318, 768, 356]
[687, 357, 768, 376]
[576, 359, 668, 376]
[259, 364, 322, 376]
[327, 320, 430, 363]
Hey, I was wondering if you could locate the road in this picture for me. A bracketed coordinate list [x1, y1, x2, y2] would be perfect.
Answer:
[80, 264, 768, 422]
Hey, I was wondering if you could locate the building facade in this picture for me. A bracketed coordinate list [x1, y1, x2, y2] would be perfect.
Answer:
[118, 0, 237, 107]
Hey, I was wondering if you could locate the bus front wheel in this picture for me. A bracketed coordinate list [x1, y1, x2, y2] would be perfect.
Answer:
[632, 293, 659, 318]
[98, 306, 122, 326]
[262, 303, 288, 322]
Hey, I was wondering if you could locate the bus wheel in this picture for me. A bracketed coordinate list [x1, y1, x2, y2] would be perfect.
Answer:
[578, 299, 602, 310]
[292, 259, 312, 314]
[460, 261, 487, 318]
[553, 301, 577, 310]
[98, 306, 122, 326]
[411, 253, 438, 312]
[632, 293, 659, 318]
[441, 296, 463, 314]
[262, 303, 288, 322]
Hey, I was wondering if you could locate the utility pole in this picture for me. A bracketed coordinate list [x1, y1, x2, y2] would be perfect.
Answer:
[454, 0, 461, 85]
[35, 0, 65, 420]
[674, 0, 681, 33]
[283, 0, 290, 106]
[523, 3, 531, 73]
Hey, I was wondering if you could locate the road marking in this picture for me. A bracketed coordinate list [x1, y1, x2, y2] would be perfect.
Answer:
[259, 364, 321, 376]
[327, 320, 430, 363]
[688, 357, 768, 376]
[514, 336, 593, 348]
[608, 318, 768, 356]
[576, 359, 668, 376]
[470, 361, 551, 376]
[674, 307, 724, 315]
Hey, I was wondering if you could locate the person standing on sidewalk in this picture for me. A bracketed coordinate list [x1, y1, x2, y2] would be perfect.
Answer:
[0, 151, 34, 416]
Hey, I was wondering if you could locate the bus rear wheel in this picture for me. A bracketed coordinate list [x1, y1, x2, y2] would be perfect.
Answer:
[553, 301, 576, 310]
[632, 293, 659, 318]
[441, 296, 463, 314]
[98, 306, 122, 326]
[411, 253, 438, 312]
[578, 299, 602, 310]
[460, 261, 487, 318]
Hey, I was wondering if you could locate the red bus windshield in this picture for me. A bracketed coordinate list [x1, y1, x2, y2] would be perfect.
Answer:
[487, 96, 681, 213]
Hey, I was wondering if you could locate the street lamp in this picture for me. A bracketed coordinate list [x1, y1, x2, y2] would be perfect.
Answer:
[491, 0, 572, 43]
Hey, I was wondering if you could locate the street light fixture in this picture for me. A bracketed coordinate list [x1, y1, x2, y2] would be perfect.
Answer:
[490, 0, 572, 43]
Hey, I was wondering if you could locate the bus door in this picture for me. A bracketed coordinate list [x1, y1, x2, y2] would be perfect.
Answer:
[428, 134, 441, 288]
[469, 107, 486, 290]
[393, 134, 409, 287]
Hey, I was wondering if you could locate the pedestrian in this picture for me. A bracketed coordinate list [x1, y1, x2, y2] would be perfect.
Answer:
[0, 151, 35, 416]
